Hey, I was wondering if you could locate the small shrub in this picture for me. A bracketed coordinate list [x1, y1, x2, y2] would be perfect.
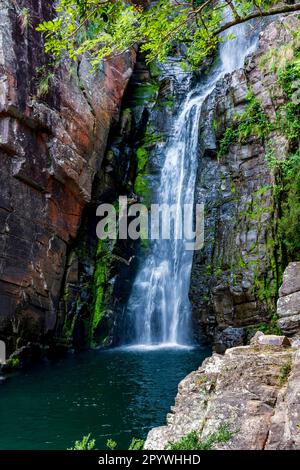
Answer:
[6, 357, 20, 369]
[279, 361, 292, 385]
[106, 439, 117, 450]
[168, 423, 234, 450]
[168, 431, 201, 450]
[19, 8, 31, 33]
[68, 434, 96, 450]
[247, 314, 282, 338]
[218, 127, 237, 158]
[218, 92, 272, 157]
[128, 438, 144, 450]
[69, 435, 144, 450]
[279, 150, 300, 260]
[37, 72, 54, 98]
[278, 57, 300, 98]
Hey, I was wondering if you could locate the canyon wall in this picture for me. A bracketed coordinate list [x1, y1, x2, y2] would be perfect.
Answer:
[191, 14, 300, 350]
[0, 1, 299, 363]
[0, 0, 135, 357]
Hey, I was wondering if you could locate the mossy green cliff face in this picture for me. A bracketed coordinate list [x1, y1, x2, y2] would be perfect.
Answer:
[190, 15, 300, 351]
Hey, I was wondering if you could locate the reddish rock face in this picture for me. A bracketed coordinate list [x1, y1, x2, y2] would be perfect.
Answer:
[0, 0, 135, 354]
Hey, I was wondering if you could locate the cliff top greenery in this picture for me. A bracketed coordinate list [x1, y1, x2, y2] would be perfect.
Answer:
[37, 0, 300, 68]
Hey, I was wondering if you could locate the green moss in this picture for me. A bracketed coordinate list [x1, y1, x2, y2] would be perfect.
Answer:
[62, 312, 77, 341]
[136, 147, 148, 173]
[262, 49, 300, 261]
[155, 94, 175, 110]
[213, 117, 218, 131]
[163, 95, 175, 108]
[214, 267, 223, 277]
[131, 82, 159, 106]
[237, 184, 283, 312]
[133, 127, 162, 203]
[134, 174, 149, 200]
[92, 239, 112, 335]
[63, 286, 70, 302]
[143, 127, 164, 146]
[278, 53, 300, 98]
[213, 37, 300, 336]
[252, 236, 282, 311]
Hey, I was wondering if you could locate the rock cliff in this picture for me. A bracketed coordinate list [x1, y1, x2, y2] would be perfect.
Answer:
[0, 0, 135, 357]
[190, 14, 300, 350]
[145, 332, 300, 450]
[278, 262, 300, 335]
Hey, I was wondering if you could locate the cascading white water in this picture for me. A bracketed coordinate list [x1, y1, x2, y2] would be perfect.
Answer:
[123, 21, 259, 349]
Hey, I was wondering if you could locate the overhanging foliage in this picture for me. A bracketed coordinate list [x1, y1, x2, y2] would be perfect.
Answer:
[37, 1, 300, 67]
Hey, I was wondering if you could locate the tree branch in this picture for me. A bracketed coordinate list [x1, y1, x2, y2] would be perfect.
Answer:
[215, 2, 300, 36]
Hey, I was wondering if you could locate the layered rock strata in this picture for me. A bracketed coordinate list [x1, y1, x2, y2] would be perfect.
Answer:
[145, 332, 300, 450]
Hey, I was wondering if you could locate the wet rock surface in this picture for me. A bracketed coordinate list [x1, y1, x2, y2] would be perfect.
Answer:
[0, 0, 135, 355]
[144, 332, 300, 450]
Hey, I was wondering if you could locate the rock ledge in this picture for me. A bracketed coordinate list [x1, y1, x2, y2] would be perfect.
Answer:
[144, 333, 300, 450]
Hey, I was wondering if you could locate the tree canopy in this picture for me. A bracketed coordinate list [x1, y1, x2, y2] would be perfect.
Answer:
[37, 1, 300, 68]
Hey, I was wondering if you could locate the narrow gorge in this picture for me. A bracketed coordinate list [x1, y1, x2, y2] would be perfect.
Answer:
[0, 0, 300, 452]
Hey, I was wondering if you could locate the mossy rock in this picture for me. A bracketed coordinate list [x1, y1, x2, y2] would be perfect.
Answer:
[131, 82, 159, 106]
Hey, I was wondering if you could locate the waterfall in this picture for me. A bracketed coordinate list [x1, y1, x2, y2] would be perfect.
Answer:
[122, 21, 260, 349]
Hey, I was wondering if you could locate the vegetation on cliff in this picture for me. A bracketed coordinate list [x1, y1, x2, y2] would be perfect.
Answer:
[168, 423, 234, 450]
[215, 29, 300, 325]
[37, 1, 300, 68]
[69, 434, 144, 450]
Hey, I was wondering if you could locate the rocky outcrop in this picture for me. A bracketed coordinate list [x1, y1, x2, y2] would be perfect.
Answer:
[191, 15, 300, 349]
[0, 0, 135, 356]
[145, 332, 300, 450]
[277, 262, 300, 336]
